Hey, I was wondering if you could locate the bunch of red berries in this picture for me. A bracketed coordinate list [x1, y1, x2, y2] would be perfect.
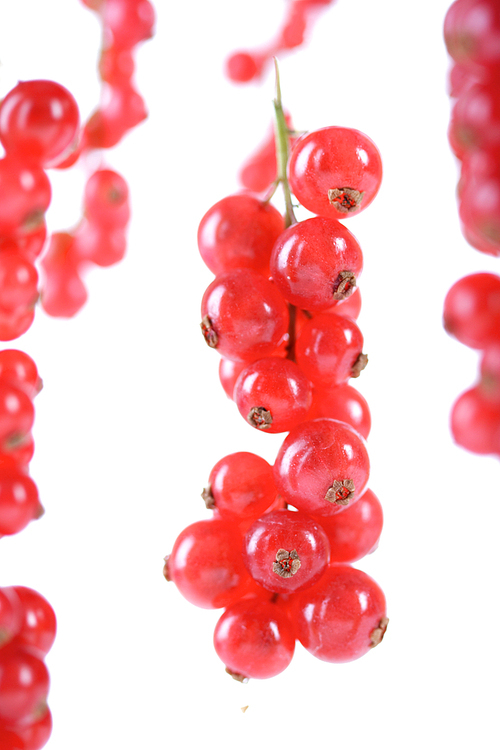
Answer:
[225, 0, 337, 84]
[0, 586, 55, 750]
[0, 350, 42, 538]
[165, 90, 388, 680]
[443, 0, 500, 456]
[40, 0, 154, 318]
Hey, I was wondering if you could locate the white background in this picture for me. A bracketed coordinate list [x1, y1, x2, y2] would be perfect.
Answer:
[0, 0, 499, 748]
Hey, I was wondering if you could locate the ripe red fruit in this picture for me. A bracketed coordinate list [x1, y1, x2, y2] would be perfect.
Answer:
[7, 587, 56, 657]
[0, 469, 41, 536]
[319, 488, 383, 563]
[204, 452, 276, 519]
[213, 596, 295, 679]
[270, 216, 363, 311]
[200, 269, 289, 362]
[0, 645, 50, 725]
[443, 272, 500, 349]
[296, 312, 366, 387]
[243, 509, 330, 593]
[0, 351, 41, 399]
[0, 157, 51, 238]
[197, 193, 284, 276]
[288, 126, 383, 218]
[165, 518, 256, 609]
[234, 357, 312, 433]
[83, 169, 130, 228]
[0, 80, 79, 167]
[273, 418, 370, 516]
[307, 383, 371, 438]
[450, 385, 500, 455]
[290, 563, 388, 662]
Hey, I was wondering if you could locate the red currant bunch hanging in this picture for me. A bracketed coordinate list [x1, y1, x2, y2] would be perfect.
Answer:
[164, 69, 387, 681]
[443, 0, 500, 457]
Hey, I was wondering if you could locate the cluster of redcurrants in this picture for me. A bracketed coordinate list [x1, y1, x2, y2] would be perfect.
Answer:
[165, 122, 388, 680]
[0, 350, 42, 538]
[442, 0, 500, 456]
[225, 0, 336, 84]
[0, 0, 154, 332]
[0, 586, 56, 750]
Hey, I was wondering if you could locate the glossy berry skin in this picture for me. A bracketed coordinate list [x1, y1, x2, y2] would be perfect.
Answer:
[0, 80, 79, 167]
[234, 357, 312, 433]
[290, 563, 387, 662]
[0, 645, 50, 724]
[40, 233, 88, 318]
[218, 358, 245, 399]
[2, 707, 53, 750]
[270, 216, 363, 311]
[308, 383, 371, 439]
[0, 587, 21, 647]
[0, 350, 42, 398]
[7, 587, 56, 657]
[205, 452, 276, 519]
[213, 596, 295, 679]
[0, 251, 39, 313]
[243, 509, 330, 593]
[324, 285, 362, 320]
[166, 518, 255, 609]
[450, 386, 500, 455]
[103, 0, 156, 48]
[73, 223, 127, 267]
[443, 272, 500, 349]
[0, 382, 35, 453]
[288, 127, 383, 219]
[0, 469, 41, 536]
[444, 0, 500, 71]
[200, 269, 288, 362]
[83, 169, 130, 228]
[0, 307, 35, 342]
[273, 418, 370, 516]
[319, 488, 383, 563]
[197, 194, 284, 276]
[225, 52, 260, 83]
[296, 312, 365, 387]
[0, 158, 51, 238]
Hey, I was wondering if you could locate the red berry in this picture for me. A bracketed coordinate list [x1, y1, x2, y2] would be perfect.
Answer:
[0, 251, 39, 313]
[197, 194, 284, 276]
[243, 509, 330, 593]
[444, 0, 500, 71]
[0, 158, 51, 238]
[83, 169, 130, 229]
[213, 596, 295, 679]
[0, 587, 22, 648]
[200, 269, 288, 362]
[165, 518, 256, 609]
[0, 382, 35, 454]
[0, 645, 50, 725]
[443, 272, 500, 348]
[296, 312, 366, 387]
[270, 216, 363, 311]
[218, 358, 245, 399]
[307, 383, 371, 438]
[450, 385, 500, 455]
[7, 587, 56, 657]
[234, 357, 312, 433]
[73, 223, 127, 267]
[0, 80, 79, 167]
[319, 488, 383, 563]
[0, 469, 41, 536]
[0, 350, 42, 399]
[225, 52, 260, 83]
[290, 563, 388, 662]
[204, 452, 276, 520]
[102, 0, 156, 48]
[0, 306, 35, 342]
[273, 418, 370, 516]
[288, 126, 383, 218]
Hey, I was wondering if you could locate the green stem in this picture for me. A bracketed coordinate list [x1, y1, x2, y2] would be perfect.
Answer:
[272, 59, 297, 229]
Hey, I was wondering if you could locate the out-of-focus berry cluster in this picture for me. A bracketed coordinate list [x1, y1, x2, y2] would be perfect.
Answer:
[443, 0, 500, 456]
